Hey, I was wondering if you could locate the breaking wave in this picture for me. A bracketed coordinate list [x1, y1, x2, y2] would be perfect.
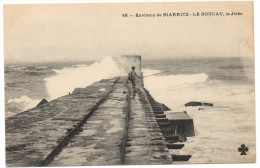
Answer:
[7, 95, 40, 108]
[44, 57, 123, 100]
[6, 96, 40, 117]
[142, 65, 255, 164]
[143, 69, 254, 111]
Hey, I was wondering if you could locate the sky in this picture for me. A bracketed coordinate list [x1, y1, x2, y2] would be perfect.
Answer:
[3, 2, 254, 63]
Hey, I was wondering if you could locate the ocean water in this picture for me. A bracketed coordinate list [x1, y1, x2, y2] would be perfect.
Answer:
[4, 57, 255, 163]
[142, 57, 255, 163]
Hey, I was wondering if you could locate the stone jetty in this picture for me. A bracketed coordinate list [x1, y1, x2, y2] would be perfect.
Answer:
[5, 55, 194, 166]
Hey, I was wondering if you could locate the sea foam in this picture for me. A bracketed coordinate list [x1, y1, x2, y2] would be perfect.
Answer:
[44, 57, 123, 100]
[6, 95, 40, 117]
[143, 69, 254, 111]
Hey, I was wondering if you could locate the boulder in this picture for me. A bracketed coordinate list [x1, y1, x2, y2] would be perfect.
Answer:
[167, 111, 195, 137]
[185, 101, 213, 107]
[203, 102, 213, 106]
[185, 101, 202, 107]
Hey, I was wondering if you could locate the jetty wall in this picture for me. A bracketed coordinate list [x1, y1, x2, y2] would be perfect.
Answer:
[5, 55, 194, 166]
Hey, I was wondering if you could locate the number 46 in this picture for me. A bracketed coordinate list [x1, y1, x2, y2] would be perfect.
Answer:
[122, 13, 128, 17]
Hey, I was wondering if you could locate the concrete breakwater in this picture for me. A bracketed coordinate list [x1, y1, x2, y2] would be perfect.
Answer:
[6, 78, 120, 166]
[5, 56, 194, 166]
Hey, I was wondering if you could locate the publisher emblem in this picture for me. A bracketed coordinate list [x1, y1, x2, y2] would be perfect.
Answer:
[238, 144, 248, 155]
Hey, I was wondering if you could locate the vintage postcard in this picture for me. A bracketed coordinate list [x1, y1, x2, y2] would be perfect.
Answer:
[2, 1, 256, 167]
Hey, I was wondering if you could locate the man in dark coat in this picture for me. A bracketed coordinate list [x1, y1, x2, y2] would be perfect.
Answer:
[127, 66, 139, 90]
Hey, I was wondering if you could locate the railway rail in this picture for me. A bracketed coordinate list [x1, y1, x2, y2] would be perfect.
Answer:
[6, 55, 192, 167]
[37, 77, 190, 166]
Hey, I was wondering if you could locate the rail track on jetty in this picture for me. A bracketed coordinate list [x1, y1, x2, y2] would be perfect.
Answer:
[6, 77, 191, 167]
[6, 78, 191, 166]
[6, 55, 192, 166]
[38, 77, 190, 166]
[5, 56, 194, 167]
[40, 79, 120, 166]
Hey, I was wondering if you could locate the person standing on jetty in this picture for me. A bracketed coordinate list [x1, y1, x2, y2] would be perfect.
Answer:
[127, 66, 140, 91]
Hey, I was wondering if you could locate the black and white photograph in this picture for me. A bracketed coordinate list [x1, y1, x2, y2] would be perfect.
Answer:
[0, 0, 258, 167]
